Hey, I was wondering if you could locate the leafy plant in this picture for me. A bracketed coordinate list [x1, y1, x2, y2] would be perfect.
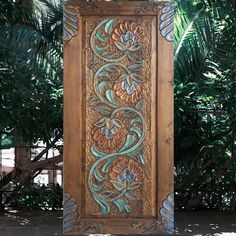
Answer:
[174, 0, 236, 210]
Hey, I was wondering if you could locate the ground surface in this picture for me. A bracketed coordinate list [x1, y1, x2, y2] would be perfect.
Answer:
[0, 210, 235, 236]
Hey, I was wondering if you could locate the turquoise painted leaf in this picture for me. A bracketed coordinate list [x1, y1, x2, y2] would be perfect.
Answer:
[98, 80, 111, 93]
[94, 168, 105, 182]
[105, 89, 117, 106]
[125, 204, 131, 213]
[93, 195, 110, 214]
[91, 144, 105, 158]
[104, 19, 116, 34]
[96, 31, 107, 43]
[130, 126, 142, 138]
[99, 71, 110, 78]
[102, 157, 116, 173]
[131, 117, 142, 124]
[139, 154, 146, 165]
[119, 134, 135, 152]
[113, 199, 131, 214]
[95, 45, 108, 52]
[92, 184, 104, 191]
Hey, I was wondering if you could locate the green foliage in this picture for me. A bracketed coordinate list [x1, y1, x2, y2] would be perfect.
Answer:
[174, 0, 236, 209]
[0, 0, 63, 143]
[11, 183, 63, 210]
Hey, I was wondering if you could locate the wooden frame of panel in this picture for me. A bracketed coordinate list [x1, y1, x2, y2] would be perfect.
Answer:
[63, 0, 174, 234]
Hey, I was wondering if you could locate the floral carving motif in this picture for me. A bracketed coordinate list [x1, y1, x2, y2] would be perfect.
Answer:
[112, 22, 144, 52]
[92, 118, 127, 149]
[110, 157, 143, 193]
[88, 18, 147, 215]
[114, 75, 145, 103]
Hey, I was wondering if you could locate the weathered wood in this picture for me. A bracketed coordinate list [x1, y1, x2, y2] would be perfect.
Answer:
[64, 0, 174, 234]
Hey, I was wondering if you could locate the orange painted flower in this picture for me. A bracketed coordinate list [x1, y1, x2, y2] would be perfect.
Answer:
[114, 73, 145, 103]
[110, 157, 143, 182]
[111, 21, 144, 51]
[92, 118, 126, 149]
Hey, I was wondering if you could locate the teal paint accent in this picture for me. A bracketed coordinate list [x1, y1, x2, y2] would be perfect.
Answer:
[130, 126, 142, 138]
[92, 184, 104, 191]
[113, 199, 131, 214]
[91, 144, 105, 158]
[105, 89, 117, 106]
[94, 168, 105, 182]
[119, 134, 135, 152]
[96, 31, 107, 43]
[98, 81, 110, 93]
[95, 45, 108, 52]
[131, 117, 142, 124]
[139, 154, 146, 165]
[102, 157, 116, 173]
[104, 19, 116, 34]
[93, 195, 110, 214]
[98, 71, 110, 78]
[89, 17, 147, 215]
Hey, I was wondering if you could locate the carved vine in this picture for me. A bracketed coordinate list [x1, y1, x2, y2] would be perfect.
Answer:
[88, 18, 148, 214]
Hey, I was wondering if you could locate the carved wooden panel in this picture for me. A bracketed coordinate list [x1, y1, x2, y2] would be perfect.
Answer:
[64, 0, 174, 234]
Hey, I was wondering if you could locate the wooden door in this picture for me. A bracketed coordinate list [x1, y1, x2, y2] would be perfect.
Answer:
[63, 0, 174, 234]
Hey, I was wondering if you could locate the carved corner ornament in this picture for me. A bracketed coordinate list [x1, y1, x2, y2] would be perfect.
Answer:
[63, 192, 108, 234]
[63, 192, 78, 234]
[131, 193, 174, 234]
[160, 1, 174, 42]
[63, 1, 79, 42]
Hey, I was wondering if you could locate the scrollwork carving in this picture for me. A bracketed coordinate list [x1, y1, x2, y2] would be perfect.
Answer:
[135, 2, 161, 14]
[160, 1, 174, 42]
[63, 1, 79, 42]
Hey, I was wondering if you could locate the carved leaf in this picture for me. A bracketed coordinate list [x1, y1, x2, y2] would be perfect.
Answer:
[119, 134, 135, 152]
[110, 180, 125, 191]
[105, 89, 117, 106]
[91, 144, 105, 158]
[104, 19, 116, 34]
[135, 99, 144, 111]
[128, 54, 143, 63]
[114, 41, 128, 51]
[128, 63, 143, 72]
[128, 181, 142, 190]
[130, 126, 142, 138]
[93, 195, 110, 214]
[129, 43, 143, 52]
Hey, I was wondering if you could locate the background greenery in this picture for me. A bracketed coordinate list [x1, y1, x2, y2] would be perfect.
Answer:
[0, 0, 235, 210]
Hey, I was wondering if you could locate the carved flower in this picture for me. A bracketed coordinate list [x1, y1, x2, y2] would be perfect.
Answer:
[92, 118, 126, 149]
[114, 72, 145, 103]
[111, 22, 144, 51]
[109, 157, 143, 192]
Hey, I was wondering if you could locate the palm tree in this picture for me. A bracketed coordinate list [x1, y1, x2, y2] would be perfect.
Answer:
[0, 0, 63, 205]
[174, 0, 236, 209]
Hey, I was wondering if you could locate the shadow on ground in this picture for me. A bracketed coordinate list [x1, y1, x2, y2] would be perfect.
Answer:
[0, 210, 235, 235]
